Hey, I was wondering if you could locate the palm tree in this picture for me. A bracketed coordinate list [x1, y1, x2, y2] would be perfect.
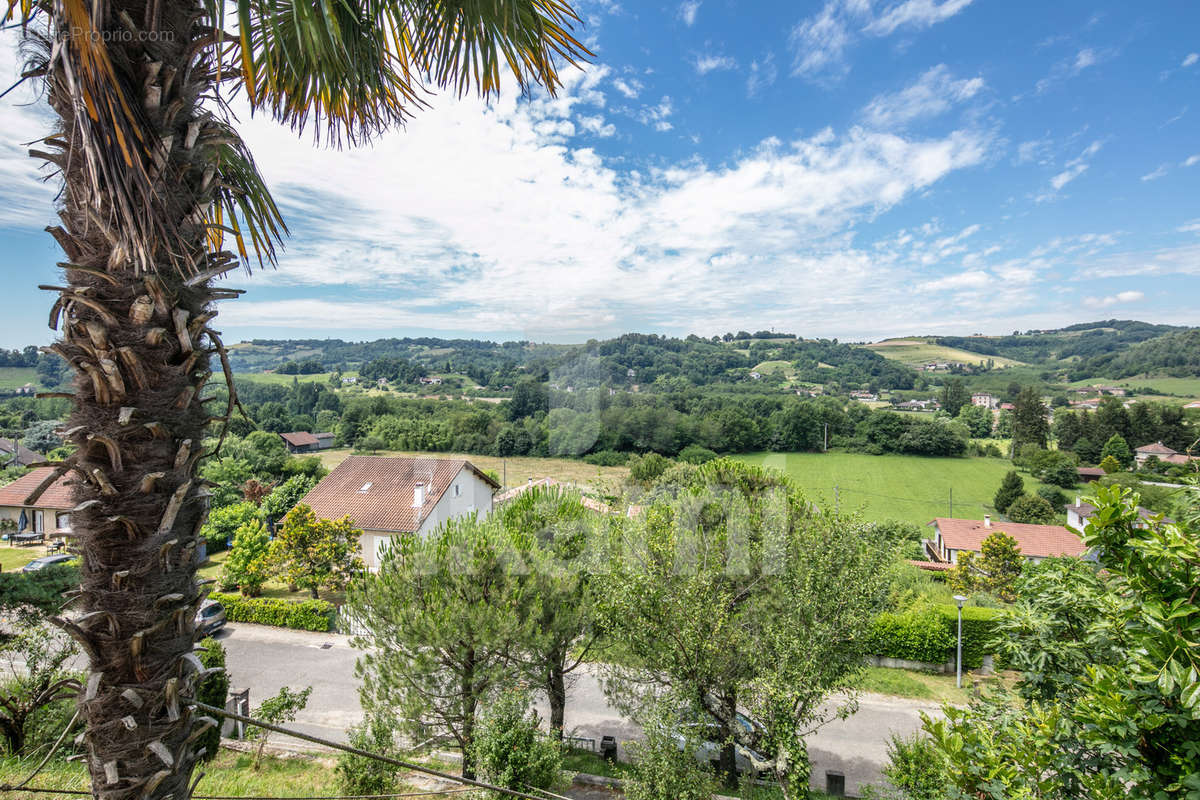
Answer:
[2, 0, 586, 796]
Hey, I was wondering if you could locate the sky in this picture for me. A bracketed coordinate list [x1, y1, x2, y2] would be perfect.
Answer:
[0, 0, 1198, 348]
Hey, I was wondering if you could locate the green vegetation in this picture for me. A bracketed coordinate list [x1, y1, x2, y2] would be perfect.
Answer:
[0, 368, 39, 391]
[208, 592, 335, 631]
[734, 451, 1052, 523]
[864, 338, 1025, 368]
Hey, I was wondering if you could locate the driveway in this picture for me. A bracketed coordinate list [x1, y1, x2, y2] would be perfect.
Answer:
[218, 623, 942, 796]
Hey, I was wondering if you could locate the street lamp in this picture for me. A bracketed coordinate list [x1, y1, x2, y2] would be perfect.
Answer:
[953, 594, 967, 689]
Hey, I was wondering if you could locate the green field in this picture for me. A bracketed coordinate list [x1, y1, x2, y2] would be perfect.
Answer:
[733, 451, 1055, 524]
[232, 370, 348, 386]
[0, 367, 38, 390]
[864, 338, 1024, 368]
[1069, 375, 1200, 399]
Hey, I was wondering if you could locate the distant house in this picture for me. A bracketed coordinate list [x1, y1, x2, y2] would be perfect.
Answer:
[0, 468, 74, 544]
[896, 399, 940, 411]
[1070, 400, 1099, 411]
[1065, 496, 1167, 532]
[749, 371, 763, 380]
[971, 393, 998, 409]
[314, 432, 335, 450]
[300, 455, 499, 571]
[999, 402, 1015, 411]
[1076, 466, 1106, 482]
[341, 376, 358, 385]
[1135, 441, 1196, 468]
[1184, 401, 1200, 410]
[850, 391, 878, 402]
[14, 383, 35, 396]
[925, 515, 1086, 564]
[418, 376, 443, 385]
[0, 439, 41, 467]
[279, 431, 321, 454]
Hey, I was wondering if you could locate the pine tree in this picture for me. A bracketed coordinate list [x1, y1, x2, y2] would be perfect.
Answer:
[994, 470, 1025, 515]
[1100, 434, 1133, 470]
[1012, 387, 1050, 450]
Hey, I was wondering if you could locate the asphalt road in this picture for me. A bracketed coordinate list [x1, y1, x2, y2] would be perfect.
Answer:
[218, 622, 942, 797]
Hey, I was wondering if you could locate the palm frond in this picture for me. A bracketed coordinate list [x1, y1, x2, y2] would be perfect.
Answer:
[228, 0, 591, 144]
[202, 122, 289, 269]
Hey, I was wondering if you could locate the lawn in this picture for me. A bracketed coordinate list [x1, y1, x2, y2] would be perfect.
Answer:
[863, 338, 1024, 368]
[733, 451, 1055, 524]
[229, 370, 347, 387]
[0, 367, 38, 391]
[1070, 375, 1200, 400]
[198, 550, 346, 606]
[318, 448, 630, 495]
[0, 544, 60, 573]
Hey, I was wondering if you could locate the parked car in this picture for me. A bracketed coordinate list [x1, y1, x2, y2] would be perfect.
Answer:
[676, 712, 771, 779]
[20, 554, 75, 573]
[195, 599, 227, 636]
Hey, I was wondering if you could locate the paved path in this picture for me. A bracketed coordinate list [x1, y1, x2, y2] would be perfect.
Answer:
[217, 623, 943, 796]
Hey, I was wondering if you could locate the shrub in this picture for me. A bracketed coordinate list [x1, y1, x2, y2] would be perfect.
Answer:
[470, 690, 562, 794]
[0, 565, 80, 617]
[863, 733, 952, 800]
[1006, 494, 1057, 524]
[866, 610, 955, 664]
[1037, 452, 1080, 489]
[222, 520, 272, 596]
[336, 712, 404, 796]
[934, 604, 1002, 669]
[993, 471, 1024, 515]
[195, 638, 229, 761]
[1036, 486, 1068, 509]
[208, 592, 335, 632]
[628, 452, 672, 485]
[1100, 455, 1121, 474]
[677, 445, 718, 465]
[200, 501, 260, 554]
[583, 450, 628, 467]
[624, 709, 716, 800]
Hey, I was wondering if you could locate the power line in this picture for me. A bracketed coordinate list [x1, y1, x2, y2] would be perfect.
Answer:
[0, 788, 473, 799]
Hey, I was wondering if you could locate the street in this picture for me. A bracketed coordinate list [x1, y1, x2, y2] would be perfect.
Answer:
[218, 622, 943, 797]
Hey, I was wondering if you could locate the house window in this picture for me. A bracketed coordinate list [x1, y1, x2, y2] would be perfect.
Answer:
[358, 482, 372, 493]
[55, 513, 70, 531]
[454, 484, 461, 497]
[33, 510, 44, 533]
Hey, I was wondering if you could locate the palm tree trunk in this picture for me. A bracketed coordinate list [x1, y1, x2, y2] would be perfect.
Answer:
[30, 2, 229, 796]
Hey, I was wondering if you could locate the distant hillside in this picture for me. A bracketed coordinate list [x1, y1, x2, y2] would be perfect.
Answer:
[932, 320, 1186, 367]
[864, 338, 1025, 368]
[1069, 328, 1200, 380]
[228, 332, 918, 391]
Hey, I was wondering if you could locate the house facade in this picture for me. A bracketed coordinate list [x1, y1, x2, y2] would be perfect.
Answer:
[0, 468, 74, 542]
[970, 393, 998, 409]
[1134, 441, 1196, 468]
[1065, 497, 1165, 532]
[925, 515, 1085, 564]
[300, 455, 499, 571]
[0, 439, 41, 467]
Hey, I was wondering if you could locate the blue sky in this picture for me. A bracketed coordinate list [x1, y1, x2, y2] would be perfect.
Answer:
[1, 0, 1198, 349]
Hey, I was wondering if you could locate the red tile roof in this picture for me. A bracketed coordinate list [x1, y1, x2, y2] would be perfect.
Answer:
[930, 517, 1086, 559]
[1076, 467, 1106, 477]
[300, 456, 497, 532]
[0, 468, 75, 510]
[495, 477, 613, 514]
[279, 431, 320, 448]
[907, 559, 954, 572]
[1136, 441, 1178, 455]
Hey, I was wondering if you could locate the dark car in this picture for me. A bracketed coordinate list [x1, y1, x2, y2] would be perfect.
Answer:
[20, 554, 75, 573]
[195, 599, 227, 636]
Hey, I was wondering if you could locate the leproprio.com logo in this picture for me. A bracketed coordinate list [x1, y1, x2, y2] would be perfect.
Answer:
[61, 26, 176, 42]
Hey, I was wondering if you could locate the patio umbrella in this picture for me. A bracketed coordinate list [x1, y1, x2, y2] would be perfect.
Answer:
[17, 509, 27, 533]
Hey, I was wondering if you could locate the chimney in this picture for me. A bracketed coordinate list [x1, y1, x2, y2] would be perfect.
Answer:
[1075, 496, 1081, 507]
[983, 514, 991, 528]
[413, 483, 425, 508]
[528, 477, 533, 486]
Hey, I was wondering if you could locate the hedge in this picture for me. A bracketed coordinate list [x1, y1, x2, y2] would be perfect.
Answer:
[934, 604, 1002, 669]
[866, 604, 1002, 669]
[208, 592, 335, 632]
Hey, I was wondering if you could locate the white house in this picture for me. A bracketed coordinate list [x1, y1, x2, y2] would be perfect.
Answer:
[300, 455, 499, 571]
[971, 393, 998, 409]
[924, 515, 1085, 564]
[0, 467, 74, 544]
[1065, 496, 1165, 532]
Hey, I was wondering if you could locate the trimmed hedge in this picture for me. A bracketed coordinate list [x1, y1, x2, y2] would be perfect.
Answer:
[209, 592, 335, 632]
[866, 604, 1002, 669]
[934, 604, 1002, 669]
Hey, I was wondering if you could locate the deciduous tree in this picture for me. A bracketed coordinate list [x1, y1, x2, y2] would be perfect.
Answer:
[270, 505, 363, 599]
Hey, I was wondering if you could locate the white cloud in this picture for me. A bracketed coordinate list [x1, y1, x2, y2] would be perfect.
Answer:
[678, 0, 701, 26]
[1183, 53, 1199, 68]
[1016, 139, 1052, 165]
[577, 114, 616, 137]
[1040, 141, 1102, 197]
[0, 39, 59, 228]
[1183, 154, 1200, 167]
[1084, 290, 1144, 308]
[1074, 48, 1098, 70]
[1141, 164, 1169, 181]
[860, 64, 984, 128]
[635, 96, 675, 131]
[789, 0, 973, 82]
[1177, 219, 1200, 234]
[611, 77, 643, 99]
[1036, 46, 1113, 94]
[864, 0, 975, 36]
[747, 53, 778, 97]
[692, 53, 737, 75]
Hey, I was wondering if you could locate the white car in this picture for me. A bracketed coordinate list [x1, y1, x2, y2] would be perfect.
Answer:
[676, 713, 771, 778]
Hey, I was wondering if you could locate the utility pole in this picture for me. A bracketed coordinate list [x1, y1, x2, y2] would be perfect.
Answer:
[823, 423, 828, 452]
[834, 485, 839, 512]
[503, 458, 507, 489]
[949, 487, 953, 517]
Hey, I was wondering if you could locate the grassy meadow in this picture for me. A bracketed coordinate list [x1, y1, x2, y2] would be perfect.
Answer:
[733, 451, 1055, 524]
[0, 367, 38, 390]
[1069, 375, 1200, 400]
[864, 338, 1024, 368]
